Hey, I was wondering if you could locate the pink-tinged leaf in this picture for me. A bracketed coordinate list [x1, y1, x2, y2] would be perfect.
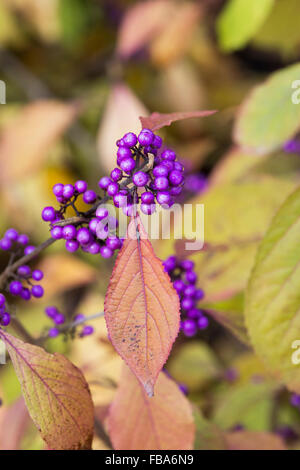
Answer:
[0, 330, 94, 450]
[140, 110, 217, 131]
[97, 83, 147, 173]
[0, 398, 31, 450]
[104, 215, 180, 397]
[116, 0, 174, 59]
[108, 365, 195, 450]
[225, 431, 286, 450]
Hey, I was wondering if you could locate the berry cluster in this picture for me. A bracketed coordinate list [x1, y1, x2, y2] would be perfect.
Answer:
[99, 129, 184, 216]
[163, 256, 208, 337]
[0, 293, 10, 327]
[45, 306, 94, 339]
[0, 228, 34, 255]
[0, 228, 44, 328]
[42, 183, 123, 259]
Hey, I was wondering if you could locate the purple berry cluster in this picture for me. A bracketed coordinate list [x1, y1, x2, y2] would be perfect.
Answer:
[99, 128, 185, 216]
[0, 228, 44, 312]
[0, 293, 10, 327]
[163, 256, 208, 337]
[45, 307, 94, 339]
[42, 183, 123, 259]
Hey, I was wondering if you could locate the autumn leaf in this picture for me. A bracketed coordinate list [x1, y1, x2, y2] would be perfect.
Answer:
[108, 365, 195, 450]
[0, 330, 94, 450]
[115, 0, 174, 59]
[139, 110, 217, 131]
[0, 99, 79, 185]
[104, 215, 180, 397]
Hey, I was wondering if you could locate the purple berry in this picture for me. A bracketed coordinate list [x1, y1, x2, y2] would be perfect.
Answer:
[5, 228, 18, 241]
[75, 180, 88, 193]
[138, 129, 154, 146]
[65, 240, 79, 252]
[169, 170, 184, 186]
[141, 192, 155, 204]
[198, 316, 209, 330]
[100, 246, 113, 258]
[169, 186, 183, 196]
[48, 327, 59, 338]
[291, 393, 300, 408]
[156, 191, 171, 206]
[153, 135, 163, 149]
[123, 132, 137, 147]
[163, 256, 177, 272]
[54, 313, 65, 325]
[0, 294, 5, 307]
[77, 227, 91, 246]
[120, 157, 136, 173]
[0, 238, 12, 251]
[31, 285, 44, 298]
[74, 313, 85, 322]
[50, 226, 63, 240]
[116, 138, 126, 147]
[96, 224, 109, 240]
[17, 265, 31, 277]
[62, 225, 77, 240]
[98, 176, 111, 190]
[106, 237, 121, 250]
[174, 161, 184, 172]
[9, 281, 23, 296]
[53, 183, 64, 197]
[95, 206, 109, 220]
[161, 161, 174, 172]
[154, 176, 169, 190]
[32, 269, 44, 281]
[83, 190, 97, 204]
[184, 285, 196, 297]
[24, 245, 36, 256]
[117, 147, 132, 160]
[181, 259, 194, 271]
[1, 312, 10, 326]
[42, 206, 56, 222]
[161, 149, 176, 161]
[182, 319, 197, 337]
[62, 184, 75, 199]
[45, 306, 58, 318]
[187, 308, 202, 319]
[140, 203, 156, 215]
[185, 271, 197, 284]
[113, 192, 129, 208]
[132, 171, 149, 187]
[20, 288, 31, 301]
[89, 218, 100, 233]
[17, 234, 29, 246]
[194, 288, 204, 300]
[110, 168, 123, 182]
[107, 182, 119, 197]
[153, 164, 169, 177]
[181, 297, 194, 311]
[173, 280, 185, 293]
[81, 325, 94, 336]
[122, 204, 134, 217]
[88, 242, 101, 255]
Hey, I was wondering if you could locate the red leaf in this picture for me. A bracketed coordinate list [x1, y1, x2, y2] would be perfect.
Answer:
[0, 330, 94, 450]
[139, 110, 217, 131]
[108, 365, 195, 450]
[104, 215, 180, 397]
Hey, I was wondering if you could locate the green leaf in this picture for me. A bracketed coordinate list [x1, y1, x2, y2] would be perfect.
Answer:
[213, 382, 277, 431]
[193, 408, 227, 450]
[216, 0, 274, 52]
[234, 63, 300, 154]
[245, 186, 300, 393]
[0, 330, 94, 450]
[167, 341, 221, 392]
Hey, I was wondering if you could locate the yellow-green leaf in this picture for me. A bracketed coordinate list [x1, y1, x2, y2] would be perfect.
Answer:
[216, 0, 274, 52]
[245, 186, 300, 393]
[234, 63, 300, 154]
